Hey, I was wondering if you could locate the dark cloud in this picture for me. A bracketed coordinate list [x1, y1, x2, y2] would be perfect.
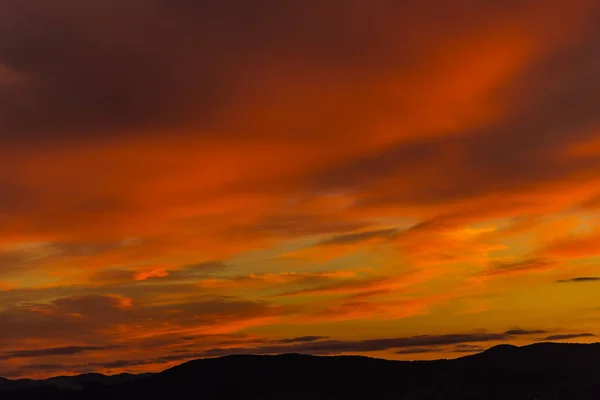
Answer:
[0, 0, 232, 140]
[90, 269, 137, 284]
[91, 359, 156, 370]
[450, 344, 487, 353]
[504, 329, 549, 335]
[0, 243, 65, 279]
[0, 345, 120, 360]
[395, 344, 488, 355]
[483, 258, 555, 277]
[88, 352, 204, 370]
[0, 240, 135, 280]
[0, 295, 132, 343]
[0, 285, 87, 310]
[556, 277, 600, 283]
[58, 240, 132, 257]
[318, 228, 399, 246]
[241, 214, 368, 238]
[0, 0, 458, 142]
[311, 17, 600, 209]
[543, 333, 596, 341]
[314, 129, 600, 210]
[196, 331, 540, 357]
[395, 347, 439, 355]
[0, 281, 201, 311]
[0, 364, 67, 378]
[277, 336, 328, 344]
[0, 294, 281, 346]
[1, 0, 589, 146]
[170, 334, 323, 347]
[270, 276, 388, 298]
[145, 261, 227, 283]
[0, 329, 548, 376]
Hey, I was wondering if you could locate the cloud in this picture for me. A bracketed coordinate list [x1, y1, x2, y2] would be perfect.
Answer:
[395, 347, 440, 355]
[304, 14, 600, 222]
[317, 228, 399, 246]
[0, 294, 283, 349]
[556, 277, 600, 283]
[276, 336, 327, 344]
[0, 345, 120, 360]
[483, 258, 556, 277]
[89, 261, 228, 285]
[1, 0, 600, 379]
[0, 364, 68, 378]
[0, 328, 566, 377]
[2, 0, 584, 143]
[145, 261, 227, 282]
[196, 330, 544, 358]
[270, 276, 398, 299]
[450, 344, 487, 353]
[48, 331, 527, 373]
[0, 295, 133, 343]
[90, 269, 138, 284]
[504, 329, 549, 335]
[543, 333, 596, 341]
[240, 214, 368, 238]
[544, 231, 600, 259]
[395, 343, 488, 355]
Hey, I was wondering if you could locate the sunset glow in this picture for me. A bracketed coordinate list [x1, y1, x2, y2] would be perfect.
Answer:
[1, 0, 599, 378]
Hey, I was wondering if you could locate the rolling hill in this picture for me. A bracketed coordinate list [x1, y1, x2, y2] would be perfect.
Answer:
[2, 342, 599, 399]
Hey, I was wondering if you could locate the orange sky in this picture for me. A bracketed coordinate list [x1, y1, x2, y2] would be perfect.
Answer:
[1, 0, 600, 378]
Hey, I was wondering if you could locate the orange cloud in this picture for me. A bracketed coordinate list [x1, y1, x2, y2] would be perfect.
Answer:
[544, 230, 600, 259]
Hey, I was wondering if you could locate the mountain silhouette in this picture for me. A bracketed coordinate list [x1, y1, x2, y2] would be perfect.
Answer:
[2, 342, 599, 399]
[0, 372, 151, 391]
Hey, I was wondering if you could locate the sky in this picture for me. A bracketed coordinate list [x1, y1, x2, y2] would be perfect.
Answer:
[1, 0, 600, 379]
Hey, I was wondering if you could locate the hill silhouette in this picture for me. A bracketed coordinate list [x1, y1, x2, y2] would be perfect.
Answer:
[0, 372, 151, 391]
[2, 342, 599, 399]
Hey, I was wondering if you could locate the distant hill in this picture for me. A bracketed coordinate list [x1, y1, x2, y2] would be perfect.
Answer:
[460, 342, 600, 371]
[3, 342, 600, 399]
[0, 372, 151, 391]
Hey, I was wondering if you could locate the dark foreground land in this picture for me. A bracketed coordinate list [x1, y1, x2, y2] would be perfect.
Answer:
[2, 342, 600, 399]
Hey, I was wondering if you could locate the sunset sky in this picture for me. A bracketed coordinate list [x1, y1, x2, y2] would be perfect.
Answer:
[1, 0, 600, 379]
